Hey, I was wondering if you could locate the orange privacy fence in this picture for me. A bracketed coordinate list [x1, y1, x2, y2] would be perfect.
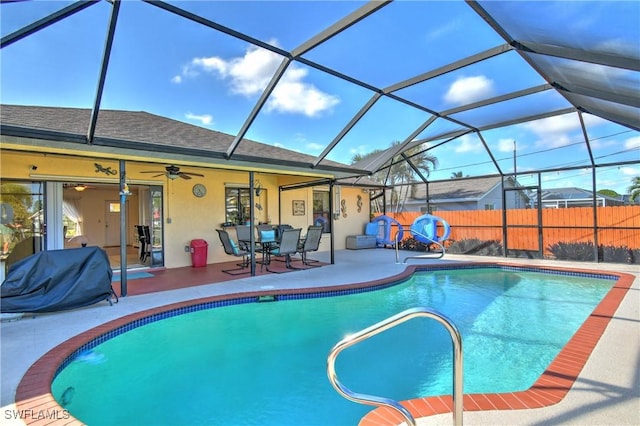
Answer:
[386, 206, 640, 253]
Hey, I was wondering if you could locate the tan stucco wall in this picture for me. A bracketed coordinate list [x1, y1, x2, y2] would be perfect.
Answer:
[332, 186, 371, 248]
[1, 151, 372, 268]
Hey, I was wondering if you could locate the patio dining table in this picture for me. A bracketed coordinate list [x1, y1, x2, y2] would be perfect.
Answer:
[239, 228, 279, 272]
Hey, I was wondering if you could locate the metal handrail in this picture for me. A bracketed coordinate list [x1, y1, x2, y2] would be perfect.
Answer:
[327, 307, 464, 426]
[395, 225, 445, 263]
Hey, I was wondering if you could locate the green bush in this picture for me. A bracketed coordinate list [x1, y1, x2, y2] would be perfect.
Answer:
[548, 242, 639, 264]
[547, 242, 595, 261]
[398, 237, 431, 252]
[600, 245, 639, 264]
[446, 238, 503, 256]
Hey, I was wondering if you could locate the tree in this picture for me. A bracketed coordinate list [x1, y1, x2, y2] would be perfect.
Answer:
[451, 171, 464, 179]
[0, 183, 33, 225]
[628, 176, 640, 203]
[352, 141, 438, 213]
[597, 189, 619, 198]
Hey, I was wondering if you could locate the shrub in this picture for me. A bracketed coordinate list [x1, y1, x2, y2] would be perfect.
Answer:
[446, 238, 503, 256]
[398, 237, 431, 252]
[549, 242, 639, 264]
[547, 242, 595, 261]
[600, 245, 635, 264]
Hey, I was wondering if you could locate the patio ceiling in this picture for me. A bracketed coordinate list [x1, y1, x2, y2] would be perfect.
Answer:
[1, 1, 638, 187]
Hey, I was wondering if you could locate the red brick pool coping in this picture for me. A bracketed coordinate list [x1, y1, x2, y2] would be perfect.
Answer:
[360, 265, 635, 426]
[12, 262, 635, 426]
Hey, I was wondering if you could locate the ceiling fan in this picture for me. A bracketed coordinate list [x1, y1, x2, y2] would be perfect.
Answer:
[140, 165, 204, 180]
[64, 183, 95, 192]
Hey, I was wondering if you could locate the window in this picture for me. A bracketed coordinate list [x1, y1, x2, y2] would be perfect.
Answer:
[312, 190, 330, 233]
[225, 187, 268, 225]
[484, 203, 495, 210]
[225, 188, 251, 225]
[0, 181, 45, 258]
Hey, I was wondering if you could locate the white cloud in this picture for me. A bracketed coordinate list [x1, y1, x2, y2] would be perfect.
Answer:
[624, 135, 640, 150]
[306, 142, 324, 153]
[185, 112, 213, 126]
[425, 19, 460, 41]
[498, 138, 517, 153]
[444, 75, 494, 105]
[454, 134, 484, 153]
[522, 114, 578, 148]
[522, 113, 612, 149]
[175, 41, 339, 117]
[349, 145, 372, 157]
[620, 166, 640, 176]
[171, 63, 202, 84]
[293, 133, 325, 154]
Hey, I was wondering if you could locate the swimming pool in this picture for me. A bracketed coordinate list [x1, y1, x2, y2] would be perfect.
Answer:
[48, 265, 619, 425]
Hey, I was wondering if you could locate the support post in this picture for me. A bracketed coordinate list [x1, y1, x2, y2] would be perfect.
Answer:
[119, 159, 127, 296]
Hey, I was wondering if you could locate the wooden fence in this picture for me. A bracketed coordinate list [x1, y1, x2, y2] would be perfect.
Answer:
[386, 205, 640, 254]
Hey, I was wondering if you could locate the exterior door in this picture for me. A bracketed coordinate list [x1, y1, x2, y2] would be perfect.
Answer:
[149, 187, 164, 266]
[105, 200, 122, 246]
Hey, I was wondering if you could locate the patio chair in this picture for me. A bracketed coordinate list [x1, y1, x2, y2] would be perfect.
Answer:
[257, 227, 279, 271]
[297, 225, 323, 267]
[235, 225, 258, 252]
[275, 224, 293, 241]
[135, 225, 151, 263]
[216, 229, 250, 275]
[256, 224, 274, 239]
[269, 227, 301, 270]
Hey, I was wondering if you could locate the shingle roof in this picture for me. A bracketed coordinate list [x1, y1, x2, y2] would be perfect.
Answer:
[540, 187, 621, 202]
[412, 176, 505, 200]
[0, 104, 363, 176]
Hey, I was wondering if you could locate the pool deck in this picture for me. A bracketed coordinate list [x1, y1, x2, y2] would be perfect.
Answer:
[1, 249, 638, 425]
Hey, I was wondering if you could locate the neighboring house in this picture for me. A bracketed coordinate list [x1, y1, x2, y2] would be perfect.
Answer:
[534, 187, 626, 208]
[0, 104, 374, 273]
[396, 176, 528, 212]
[622, 194, 639, 206]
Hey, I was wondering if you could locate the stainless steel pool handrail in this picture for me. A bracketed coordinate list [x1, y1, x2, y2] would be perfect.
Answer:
[326, 307, 464, 426]
[395, 226, 446, 263]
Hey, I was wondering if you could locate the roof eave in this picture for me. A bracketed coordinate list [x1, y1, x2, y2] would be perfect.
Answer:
[0, 125, 370, 178]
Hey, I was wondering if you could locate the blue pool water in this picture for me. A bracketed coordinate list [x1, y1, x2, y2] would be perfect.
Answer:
[51, 267, 615, 425]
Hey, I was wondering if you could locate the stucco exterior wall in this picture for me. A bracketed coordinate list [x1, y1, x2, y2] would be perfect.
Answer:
[1, 151, 372, 269]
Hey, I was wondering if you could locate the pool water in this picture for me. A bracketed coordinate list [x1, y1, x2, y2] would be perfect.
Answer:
[51, 267, 614, 425]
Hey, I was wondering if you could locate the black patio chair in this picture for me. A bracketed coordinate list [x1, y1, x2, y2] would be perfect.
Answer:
[269, 227, 301, 271]
[235, 225, 259, 252]
[135, 225, 151, 263]
[216, 229, 250, 275]
[297, 225, 323, 267]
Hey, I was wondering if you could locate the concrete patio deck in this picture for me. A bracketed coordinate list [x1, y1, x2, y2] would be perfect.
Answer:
[1, 249, 638, 425]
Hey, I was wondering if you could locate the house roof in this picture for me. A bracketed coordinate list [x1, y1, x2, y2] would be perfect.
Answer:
[411, 176, 513, 201]
[0, 104, 365, 178]
[539, 187, 622, 202]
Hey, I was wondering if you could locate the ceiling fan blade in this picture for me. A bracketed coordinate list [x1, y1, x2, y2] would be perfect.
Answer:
[152, 173, 165, 178]
[179, 173, 192, 180]
[184, 172, 205, 177]
[140, 171, 163, 174]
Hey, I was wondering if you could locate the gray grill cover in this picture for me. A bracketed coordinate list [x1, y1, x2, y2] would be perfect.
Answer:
[1, 247, 114, 313]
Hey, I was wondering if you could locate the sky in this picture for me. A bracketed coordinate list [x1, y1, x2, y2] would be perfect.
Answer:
[1, 0, 638, 195]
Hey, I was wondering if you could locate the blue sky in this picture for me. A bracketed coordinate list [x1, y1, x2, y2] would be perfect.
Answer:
[1, 1, 638, 194]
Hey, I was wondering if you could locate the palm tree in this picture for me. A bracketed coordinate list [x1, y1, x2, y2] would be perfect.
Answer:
[628, 176, 640, 203]
[451, 171, 464, 179]
[352, 141, 438, 213]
